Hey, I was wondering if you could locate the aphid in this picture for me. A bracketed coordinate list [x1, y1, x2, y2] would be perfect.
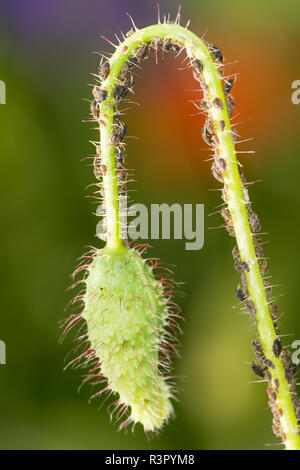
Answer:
[116, 146, 125, 164]
[192, 70, 202, 84]
[216, 157, 227, 173]
[92, 85, 99, 100]
[90, 100, 100, 119]
[224, 78, 235, 94]
[255, 244, 264, 259]
[285, 367, 294, 384]
[251, 363, 265, 379]
[264, 281, 272, 296]
[234, 261, 243, 273]
[261, 261, 269, 275]
[226, 95, 235, 117]
[205, 119, 214, 134]
[282, 348, 292, 363]
[232, 246, 240, 261]
[113, 84, 129, 101]
[273, 321, 280, 336]
[125, 74, 134, 88]
[201, 125, 213, 146]
[110, 132, 120, 145]
[201, 81, 210, 94]
[99, 62, 110, 82]
[225, 224, 235, 237]
[240, 272, 248, 289]
[252, 340, 264, 356]
[118, 123, 127, 141]
[291, 362, 298, 376]
[164, 40, 181, 52]
[211, 164, 223, 183]
[93, 157, 102, 179]
[213, 97, 224, 110]
[234, 260, 242, 273]
[221, 184, 229, 203]
[271, 391, 277, 401]
[264, 359, 275, 369]
[192, 59, 203, 74]
[97, 89, 108, 103]
[274, 379, 279, 390]
[236, 288, 246, 302]
[231, 127, 239, 144]
[111, 123, 127, 146]
[250, 213, 261, 233]
[210, 44, 223, 62]
[221, 208, 231, 224]
[264, 369, 271, 381]
[294, 399, 300, 420]
[127, 55, 139, 68]
[273, 339, 282, 358]
[240, 261, 250, 272]
[118, 68, 128, 83]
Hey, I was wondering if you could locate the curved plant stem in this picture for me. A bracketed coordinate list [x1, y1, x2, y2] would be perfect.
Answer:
[96, 23, 300, 449]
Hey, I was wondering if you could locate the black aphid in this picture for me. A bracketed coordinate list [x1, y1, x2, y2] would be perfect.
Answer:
[236, 288, 246, 302]
[116, 146, 125, 165]
[164, 40, 181, 52]
[264, 359, 275, 369]
[113, 85, 129, 101]
[226, 95, 235, 117]
[251, 363, 265, 379]
[127, 55, 139, 68]
[193, 59, 203, 74]
[273, 339, 282, 358]
[97, 89, 108, 103]
[201, 126, 213, 146]
[210, 44, 223, 62]
[224, 78, 234, 94]
[118, 123, 127, 141]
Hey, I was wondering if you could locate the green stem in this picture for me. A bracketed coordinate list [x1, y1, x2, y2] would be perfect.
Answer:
[95, 22, 300, 449]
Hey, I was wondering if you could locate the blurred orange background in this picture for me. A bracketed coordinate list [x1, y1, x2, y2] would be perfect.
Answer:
[0, 0, 300, 450]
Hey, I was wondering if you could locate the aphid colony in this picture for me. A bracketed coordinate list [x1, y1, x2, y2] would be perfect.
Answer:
[231, 172, 300, 430]
[89, 42, 151, 200]
[78, 27, 300, 434]
[191, 42, 300, 437]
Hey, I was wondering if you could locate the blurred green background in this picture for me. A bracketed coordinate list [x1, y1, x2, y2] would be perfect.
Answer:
[0, 0, 300, 450]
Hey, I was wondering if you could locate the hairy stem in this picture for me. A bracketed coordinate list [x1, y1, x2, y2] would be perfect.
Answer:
[95, 22, 300, 448]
